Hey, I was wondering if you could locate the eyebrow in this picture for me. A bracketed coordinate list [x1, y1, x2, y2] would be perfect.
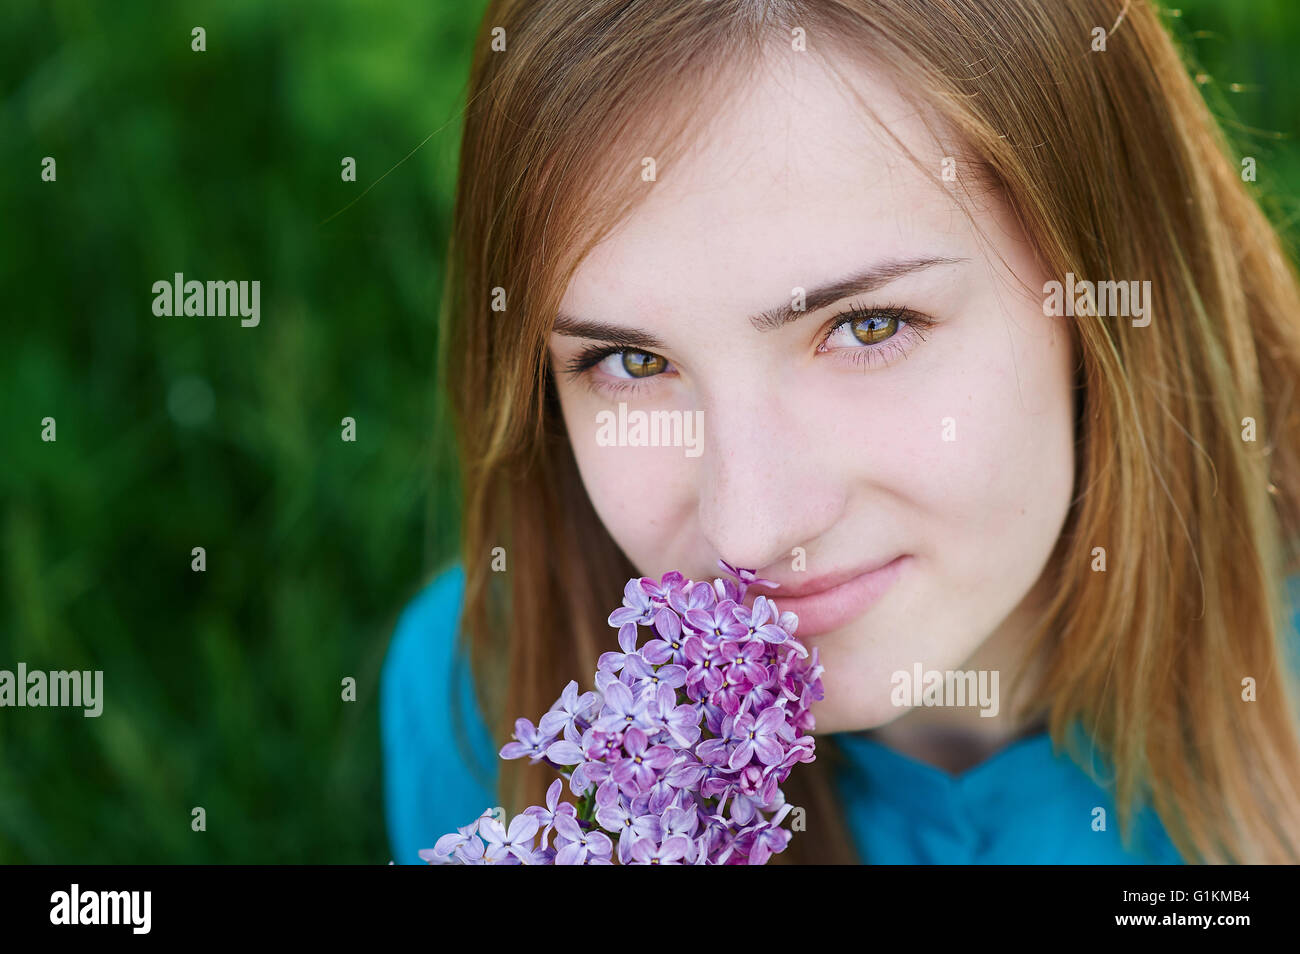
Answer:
[552, 256, 966, 349]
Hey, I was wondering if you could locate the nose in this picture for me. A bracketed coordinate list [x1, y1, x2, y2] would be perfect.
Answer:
[695, 391, 843, 576]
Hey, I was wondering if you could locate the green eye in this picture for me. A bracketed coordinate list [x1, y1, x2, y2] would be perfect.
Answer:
[622, 351, 667, 377]
[849, 313, 899, 345]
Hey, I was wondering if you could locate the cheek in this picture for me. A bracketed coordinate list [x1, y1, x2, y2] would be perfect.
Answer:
[808, 313, 1075, 730]
[557, 389, 697, 575]
[907, 310, 1076, 603]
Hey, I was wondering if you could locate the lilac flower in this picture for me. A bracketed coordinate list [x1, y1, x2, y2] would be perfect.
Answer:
[597, 622, 640, 675]
[421, 562, 822, 865]
[610, 727, 674, 795]
[652, 683, 702, 748]
[422, 836, 485, 865]
[660, 804, 700, 841]
[666, 577, 716, 618]
[592, 679, 656, 734]
[682, 634, 726, 696]
[728, 765, 781, 821]
[718, 559, 778, 593]
[701, 813, 745, 865]
[740, 810, 792, 866]
[731, 596, 797, 649]
[479, 812, 542, 864]
[523, 779, 575, 850]
[664, 752, 711, 794]
[547, 679, 600, 743]
[608, 578, 656, 627]
[740, 680, 778, 715]
[553, 813, 613, 865]
[699, 697, 729, 737]
[696, 710, 745, 768]
[711, 576, 744, 604]
[423, 810, 491, 864]
[641, 607, 688, 665]
[582, 727, 624, 763]
[638, 571, 687, 604]
[628, 834, 693, 865]
[684, 598, 748, 642]
[499, 715, 563, 763]
[643, 769, 679, 815]
[716, 638, 769, 689]
[595, 791, 660, 863]
[688, 833, 713, 865]
[546, 735, 586, 766]
[569, 755, 612, 796]
[777, 608, 800, 639]
[619, 653, 687, 698]
[711, 672, 747, 715]
[728, 705, 797, 769]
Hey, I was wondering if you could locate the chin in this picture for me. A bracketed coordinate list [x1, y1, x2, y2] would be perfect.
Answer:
[807, 693, 911, 735]
[798, 627, 918, 734]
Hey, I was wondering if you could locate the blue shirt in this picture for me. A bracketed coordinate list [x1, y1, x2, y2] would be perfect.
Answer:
[381, 564, 1300, 864]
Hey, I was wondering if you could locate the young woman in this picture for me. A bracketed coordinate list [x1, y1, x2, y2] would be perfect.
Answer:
[381, 0, 1300, 863]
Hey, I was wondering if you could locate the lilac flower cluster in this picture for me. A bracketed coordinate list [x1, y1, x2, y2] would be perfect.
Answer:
[421, 560, 823, 865]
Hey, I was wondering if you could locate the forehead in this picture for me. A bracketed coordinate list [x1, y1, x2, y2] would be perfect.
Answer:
[560, 51, 970, 319]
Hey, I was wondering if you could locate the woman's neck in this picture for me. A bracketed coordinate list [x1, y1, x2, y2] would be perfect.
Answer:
[862, 573, 1054, 776]
[864, 712, 1049, 775]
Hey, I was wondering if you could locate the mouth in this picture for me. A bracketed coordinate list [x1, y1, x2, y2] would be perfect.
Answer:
[764, 555, 910, 638]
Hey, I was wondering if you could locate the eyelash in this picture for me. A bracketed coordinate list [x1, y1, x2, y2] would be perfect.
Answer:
[817, 302, 935, 369]
[561, 302, 935, 397]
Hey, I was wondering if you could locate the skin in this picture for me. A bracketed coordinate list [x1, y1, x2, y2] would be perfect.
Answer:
[546, 49, 1077, 772]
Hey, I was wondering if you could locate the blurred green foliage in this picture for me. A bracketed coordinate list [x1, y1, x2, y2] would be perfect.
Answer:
[0, 0, 484, 863]
[0, 0, 1296, 863]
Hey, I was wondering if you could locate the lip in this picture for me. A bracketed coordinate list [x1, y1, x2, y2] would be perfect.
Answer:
[759, 555, 909, 638]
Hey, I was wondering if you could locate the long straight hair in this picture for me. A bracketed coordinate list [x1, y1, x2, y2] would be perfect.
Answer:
[439, 0, 1300, 863]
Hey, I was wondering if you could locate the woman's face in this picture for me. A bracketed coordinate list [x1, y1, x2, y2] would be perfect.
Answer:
[547, 52, 1076, 734]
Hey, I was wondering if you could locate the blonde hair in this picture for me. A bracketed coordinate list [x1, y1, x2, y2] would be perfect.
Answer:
[439, 0, 1300, 863]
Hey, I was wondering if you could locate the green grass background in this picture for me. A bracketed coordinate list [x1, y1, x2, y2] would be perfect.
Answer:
[1, 1, 1296, 862]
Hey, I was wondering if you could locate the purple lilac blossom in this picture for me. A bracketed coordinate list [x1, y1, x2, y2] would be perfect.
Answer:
[419, 560, 822, 865]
